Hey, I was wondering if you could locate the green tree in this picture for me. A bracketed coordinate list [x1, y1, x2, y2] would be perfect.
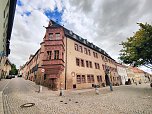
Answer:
[119, 23, 152, 69]
[9, 64, 18, 75]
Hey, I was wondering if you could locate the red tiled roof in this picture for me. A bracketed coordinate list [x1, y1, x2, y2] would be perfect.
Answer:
[131, 67, 144, 73]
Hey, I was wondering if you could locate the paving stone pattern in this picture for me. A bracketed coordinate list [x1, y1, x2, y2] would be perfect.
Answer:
[2, 78, 152, 114]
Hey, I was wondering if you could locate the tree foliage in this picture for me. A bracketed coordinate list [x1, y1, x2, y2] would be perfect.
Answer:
[9, 64, 18, 75]
[119, 23, 152, 69]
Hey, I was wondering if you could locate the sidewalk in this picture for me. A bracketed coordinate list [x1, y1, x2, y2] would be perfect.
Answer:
[24, 79, 50, 92]
[24, 78, 119, 96]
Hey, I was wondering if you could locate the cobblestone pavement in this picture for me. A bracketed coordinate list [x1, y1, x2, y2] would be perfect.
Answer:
[0, 79, 10, 91]
[2, 78, 152, 114]
[3, 78, 45, 114]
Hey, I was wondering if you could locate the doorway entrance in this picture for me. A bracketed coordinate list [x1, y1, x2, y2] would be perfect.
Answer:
[105, 74, 110, 86]
[49, 78, 57, 90]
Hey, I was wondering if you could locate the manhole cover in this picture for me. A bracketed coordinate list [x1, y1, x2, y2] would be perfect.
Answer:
[20, 103, 35, 108]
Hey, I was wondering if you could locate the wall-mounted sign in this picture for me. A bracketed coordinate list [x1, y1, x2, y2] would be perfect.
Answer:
[41, 69, 45, 73]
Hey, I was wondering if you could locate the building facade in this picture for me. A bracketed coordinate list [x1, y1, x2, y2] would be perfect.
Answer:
[126, 66, 135, 83]
[2, 58, 11, 78]
[20, 20, 120, 90]
[131, 67, 145, 84]
[117, 63, 128, 85]
[0, 0, 16, 78]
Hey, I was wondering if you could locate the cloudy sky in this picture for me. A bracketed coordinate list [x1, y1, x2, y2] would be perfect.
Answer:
[9, 0, 152, 73]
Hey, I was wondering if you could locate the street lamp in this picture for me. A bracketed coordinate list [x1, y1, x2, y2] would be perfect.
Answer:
[105, 63, 113, 91]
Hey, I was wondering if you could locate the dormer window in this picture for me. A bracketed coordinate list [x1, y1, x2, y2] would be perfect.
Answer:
[55, 33, 60, 39]
[49, 33, 53, 40]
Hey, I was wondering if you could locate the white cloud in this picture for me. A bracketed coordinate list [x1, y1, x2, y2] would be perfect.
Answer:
[9, 0, 152, 74]
[61, 0, 152, 73]
[9, 4, 49, 68]
[55, 0, 63, 12]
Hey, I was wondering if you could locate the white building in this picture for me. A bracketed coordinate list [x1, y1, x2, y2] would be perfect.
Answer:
[117, 64, 128, 85]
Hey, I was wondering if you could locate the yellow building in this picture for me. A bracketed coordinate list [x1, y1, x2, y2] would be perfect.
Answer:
[131, 67, 145, 84]
[1, 58, 12, 78]
[20, 20, 120, 90]
[0, 0, 16, 78]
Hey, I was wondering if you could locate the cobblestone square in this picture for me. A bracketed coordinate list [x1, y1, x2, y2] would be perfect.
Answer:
[2, 78, 152, 114]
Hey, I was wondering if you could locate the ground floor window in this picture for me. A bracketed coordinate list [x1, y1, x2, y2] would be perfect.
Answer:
[81, 75, 86, 83]
[91, 75, 94, 82]
[87, 75, 91, 83]
[97, 75, 102, 82]
[87, 74, 94, 83]
[76, 75, 86, 84]
[77, 75, 81, 84]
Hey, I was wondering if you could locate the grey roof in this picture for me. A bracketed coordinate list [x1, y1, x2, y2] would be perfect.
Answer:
[48, 20, 115, 61]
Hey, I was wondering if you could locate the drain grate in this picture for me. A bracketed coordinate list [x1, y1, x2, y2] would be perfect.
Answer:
[20, 103, 35, 108]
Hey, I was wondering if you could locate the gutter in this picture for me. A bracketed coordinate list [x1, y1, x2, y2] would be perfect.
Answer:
[65, 36, 67, 90]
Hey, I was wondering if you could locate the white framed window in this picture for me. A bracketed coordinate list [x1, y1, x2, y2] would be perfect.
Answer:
[49, 33, 53, 40]
[55, 33, 60, 39]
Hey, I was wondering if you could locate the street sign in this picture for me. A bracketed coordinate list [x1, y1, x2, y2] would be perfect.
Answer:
[41, 69, 45, 73]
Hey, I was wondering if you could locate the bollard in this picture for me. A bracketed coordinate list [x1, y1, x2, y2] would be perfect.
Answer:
[95, 87, 99, 95]
[60, 88, 63, 96]
[39, 85, 42, 93]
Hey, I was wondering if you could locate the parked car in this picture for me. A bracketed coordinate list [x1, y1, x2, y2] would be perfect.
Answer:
[18, 75, 22, 77]
[11, 75, 15, 78]
[6, 75, 12, 79]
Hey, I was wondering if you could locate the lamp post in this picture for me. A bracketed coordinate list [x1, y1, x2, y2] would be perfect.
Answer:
[105, 63, 113, 91]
